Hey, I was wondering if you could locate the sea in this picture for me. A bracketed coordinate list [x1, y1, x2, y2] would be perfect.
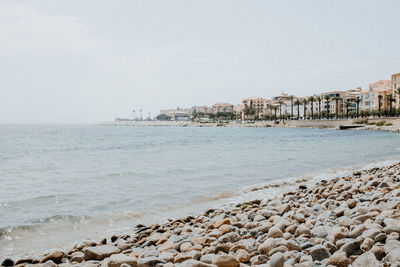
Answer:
[1, 124, 400, 258]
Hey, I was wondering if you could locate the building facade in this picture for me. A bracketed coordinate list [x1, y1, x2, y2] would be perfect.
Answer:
[211, 103, 234, 113]
[233, 104, 243, 114]
[369, 80, 392, 110]
[392, 73, 400, 109]
[342, 88, 362, 114]
[320, 91, 346, 116]
[242, 97, 266, 120]
[359, 89, 376, 112]
[159, 107, 191, 121]
[271, 93, 293, 103]
[191, 105, 210, 114]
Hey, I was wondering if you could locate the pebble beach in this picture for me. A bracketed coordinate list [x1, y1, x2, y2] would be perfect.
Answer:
[98, 118, 400, 133]
[4, 163, 400, 267]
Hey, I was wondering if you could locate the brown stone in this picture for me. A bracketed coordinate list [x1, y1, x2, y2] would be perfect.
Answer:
[326, 252, 350, 267]
[212, 254, 240, 267]
[40, 250, 64, 264]
[214, 218, 231, 229]
[84, 245, 120, 261]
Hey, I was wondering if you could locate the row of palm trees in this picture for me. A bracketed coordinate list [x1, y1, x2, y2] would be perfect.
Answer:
[266, 89, 400, 121]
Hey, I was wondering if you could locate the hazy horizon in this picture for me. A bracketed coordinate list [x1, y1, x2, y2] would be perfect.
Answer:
[1, 0, 399, 124]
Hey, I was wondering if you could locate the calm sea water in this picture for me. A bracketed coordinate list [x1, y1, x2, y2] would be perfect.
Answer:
[1, 125, 400, 257]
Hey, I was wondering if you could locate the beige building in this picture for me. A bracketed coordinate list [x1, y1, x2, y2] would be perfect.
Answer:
[342, 87, 362, 114]
[233, 104, 243, 114]
[392, 73, 400, 109]
[320, 91, 346, 115]
[191, 105, 210, 114]
[369, 80, 392, 110]
[212, 103, 234, 113]
[242, 97, 266, 120]
[271, 93, 293, 104]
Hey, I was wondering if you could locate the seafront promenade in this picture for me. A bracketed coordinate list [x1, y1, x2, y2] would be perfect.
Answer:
[4, 162, 400, 266]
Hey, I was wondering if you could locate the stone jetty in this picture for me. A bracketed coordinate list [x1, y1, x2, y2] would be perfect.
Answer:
[4, 163, 400, 266]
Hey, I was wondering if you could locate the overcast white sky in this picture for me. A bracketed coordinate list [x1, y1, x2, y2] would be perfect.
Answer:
[0, 0, 399, 123]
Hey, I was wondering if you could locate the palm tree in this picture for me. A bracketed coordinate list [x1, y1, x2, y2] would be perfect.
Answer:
[278, 100, 284, 120]
[345, 99, 351, 119]
[324, 95, 331, 119]
[395, 87, 400, 103]
[378, 95, 383, 117]
[273, 106, 277, 121]
[308, 96, 315, 120]
[355, 97, 361, 118]
[333, 96, 342, 119]
[267, 104, 274, 121]
[255, 107, 260, 121]
[395, 87, 400, 96]
[243, 105, 256, 120]
[316, 96, 322, 118]
[290, 95, 294, 119]
[302, 98, 308, 120]
[387, 94, 395, 117]
[394, 87, 400, 117]
[294, 99, 301, 120]
[243, 106, 249, 116]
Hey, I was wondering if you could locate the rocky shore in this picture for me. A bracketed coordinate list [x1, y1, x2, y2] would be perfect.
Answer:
[4, 163, 400, 267]
[97, 118, 400, 133]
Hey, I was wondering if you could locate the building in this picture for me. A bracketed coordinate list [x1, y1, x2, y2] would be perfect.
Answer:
[211, 103, 234, 114]
[159, 107, 191, 121]
[283, 101, 296, 117]
[174, 113, 191, 121]
[359, 89, 375, 112]
[392, 73, 400, 109]
[342, 87, 362, 114]
[282, 96, 319, 119]
[278, 95, 324, 119]
[369, 80, 392, 110]
[241, 97, 266, 120]
[271, 93, 293, 103]
[270, 94, 295, 117]
[191, 105, 210, 114]
[233, 104, 243, 114]
[320, 91, 346, 116]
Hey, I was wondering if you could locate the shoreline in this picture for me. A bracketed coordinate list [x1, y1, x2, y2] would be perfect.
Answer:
[96, 118, 400, 133]
[3, 159, 400, 266]
[3, 158, 387, 260]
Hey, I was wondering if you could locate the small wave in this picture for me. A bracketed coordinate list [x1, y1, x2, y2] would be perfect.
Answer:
[196, 191, 239, 202]
[3, 157, 400, 258]
[33, 195, 58, 200]
[2, 195, 59, 208]
[235, 157, 400, 199]
[0, 210, 151, 242]
[246, 177, 310, 193]
[89, 171, 153, 180]
[0, 225, 32, 239]
[0, 215, 89, 239]
[29, 214, 89, 225]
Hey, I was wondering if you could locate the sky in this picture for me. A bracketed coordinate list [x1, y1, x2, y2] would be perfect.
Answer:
[0, 0, 399, 124]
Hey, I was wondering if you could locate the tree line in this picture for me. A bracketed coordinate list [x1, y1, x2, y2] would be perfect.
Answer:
[245, 90, 400, 121]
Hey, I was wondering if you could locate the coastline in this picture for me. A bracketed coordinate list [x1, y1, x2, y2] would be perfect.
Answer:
[3, 159, 400, 266]
[96, 118, 400, 133]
